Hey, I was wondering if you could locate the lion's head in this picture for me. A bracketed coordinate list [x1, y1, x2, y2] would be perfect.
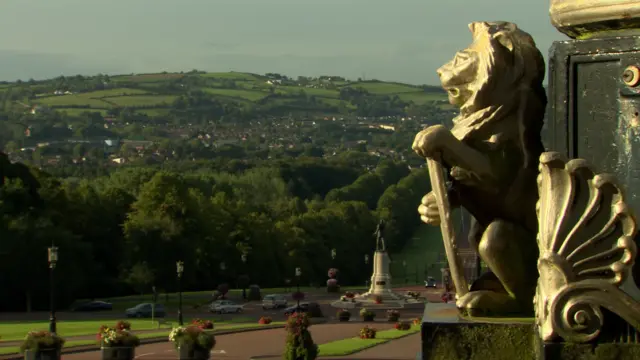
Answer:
[438, 21, 547, 168]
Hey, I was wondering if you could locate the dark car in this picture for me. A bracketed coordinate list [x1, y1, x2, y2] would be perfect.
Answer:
[72, 301, 113, 312]
[125, 303, 166, 318]
[283, 302, 323, 317]
[424, 277, 437, 288]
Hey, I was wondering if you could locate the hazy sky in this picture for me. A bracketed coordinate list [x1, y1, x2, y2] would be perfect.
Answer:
[0, 0, 564, 85]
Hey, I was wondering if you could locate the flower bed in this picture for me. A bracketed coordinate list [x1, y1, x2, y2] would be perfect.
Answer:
[169, 325, 215, 359]
[394, 321, 411, 331]
[259, 316, 273, 325]
[337, 309, 351, 322]
[20, 330, 65, 355]
[359, 326, 377, 339]
[386, 309, 400, 322]
[359, 308, 375, 322]
[97, 321, 140, 348]
[191, 319, 214, 330]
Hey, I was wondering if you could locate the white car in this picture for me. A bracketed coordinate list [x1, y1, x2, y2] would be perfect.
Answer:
[209, 300, 244, 314]
[262, 294, 288, 310]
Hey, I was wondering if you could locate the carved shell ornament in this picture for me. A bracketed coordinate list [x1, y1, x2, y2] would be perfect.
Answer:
[535, 152, 640, 343]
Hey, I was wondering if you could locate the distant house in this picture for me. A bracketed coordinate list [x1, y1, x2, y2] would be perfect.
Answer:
[111, 158, 126, 164]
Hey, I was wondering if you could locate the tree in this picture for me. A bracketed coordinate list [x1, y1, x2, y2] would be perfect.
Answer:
[124, 262, 155, 295]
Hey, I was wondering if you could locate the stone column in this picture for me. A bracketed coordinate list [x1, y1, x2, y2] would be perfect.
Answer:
[547, 0, 640, 293]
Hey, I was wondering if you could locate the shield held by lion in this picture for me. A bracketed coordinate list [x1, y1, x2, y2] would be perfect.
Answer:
[412, 21, 547, 315]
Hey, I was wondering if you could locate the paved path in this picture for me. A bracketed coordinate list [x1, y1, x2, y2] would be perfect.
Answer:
[61, 323, 396, 360]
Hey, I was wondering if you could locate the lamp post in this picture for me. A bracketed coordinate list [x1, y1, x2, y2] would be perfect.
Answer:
[240, 253, 248, 300]
[47, 245, 58, 334]
[295, 267, 302, 308]
[176, 261, 184, 326]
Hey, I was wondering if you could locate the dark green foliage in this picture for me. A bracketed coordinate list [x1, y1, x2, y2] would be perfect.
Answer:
[20, 331, 65, 353]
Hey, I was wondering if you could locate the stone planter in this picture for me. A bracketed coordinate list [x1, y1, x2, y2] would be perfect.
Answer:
[101, 346, 135, 360]
[338, 314, 351, 322]
[362, 315, 375, 322]
[23, 349, 61, 360]
[177, 345, 211, 360]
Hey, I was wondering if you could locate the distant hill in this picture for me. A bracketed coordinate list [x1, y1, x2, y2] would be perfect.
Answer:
[0, 71, 448, 117]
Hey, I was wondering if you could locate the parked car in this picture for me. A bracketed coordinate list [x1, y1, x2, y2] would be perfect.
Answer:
[209, 300, 244, 314]
[424, 277, 437, 288]
[262, 294, 288, 310]
[72, 301, 113, 312]
[283, 302, 323, 317]
[125, 303, 166, 318]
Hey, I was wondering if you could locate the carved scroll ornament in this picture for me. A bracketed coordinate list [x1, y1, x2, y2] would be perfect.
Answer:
[535, 152, 640, 342]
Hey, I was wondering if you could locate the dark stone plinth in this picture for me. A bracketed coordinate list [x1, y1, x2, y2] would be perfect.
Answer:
[546, 35, 640, 286]
[420, 303, 536, 360]
[420, 304, 640, 360]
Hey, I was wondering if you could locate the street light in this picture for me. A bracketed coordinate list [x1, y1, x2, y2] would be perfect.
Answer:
[364, 254, 369, 264]
[176, 261, 184, 326]
[295, 267, 302, 308]
[240, 254, 248, 299]
[48, 246, 58, 334]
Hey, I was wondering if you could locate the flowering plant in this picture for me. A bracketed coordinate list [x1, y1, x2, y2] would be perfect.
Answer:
[337, 309, 351, 321]
[284, 313, 317, 360]
[394, 321, 411, 331]
[20, 331, 65, 353]
[339, 295, 356, 302]
[191, 318, 214, 330]
[360, 308, 375, 320]
[406, 291, 420, 299]
[373, 295, 382, 304]
[327, 268, 338, 278]
[386, 309, 400, 321]
[344, 291, 355, 298]
[359, 326, 377, 339]
[413, 317, 422, 326]
[259, 316, 272, 324]
[169, 325, 215, 351]
[97, 322, 140, 348]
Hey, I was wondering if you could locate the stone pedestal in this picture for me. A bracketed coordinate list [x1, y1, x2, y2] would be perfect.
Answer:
[356, 251, 406, 303]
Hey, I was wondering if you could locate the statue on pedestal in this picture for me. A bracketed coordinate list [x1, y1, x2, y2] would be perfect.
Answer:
[374, 220, 386, 252]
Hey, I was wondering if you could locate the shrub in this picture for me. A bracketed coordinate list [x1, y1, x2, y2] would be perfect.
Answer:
[394, 321, 411, 331]
[168, 325, 215, 351]
[359, 308, 375, 321]
[97, 322, 141, 348]
[344, 291, 355, 298]
[191, 319, 214, 330]
[284, 313, 318, 360]
[20, 331, 65, 354]
[259, 316, 272, 324]
[413, 317, 422, 326]
[386, 309, 400, 322]
[406, 291, 420, 299]
[337, 309, 350, 321]
[359, 326, 377, 339]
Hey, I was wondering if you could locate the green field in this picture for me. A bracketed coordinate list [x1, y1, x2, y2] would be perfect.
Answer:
[76, 88, 150, 98]
[104, 95, 176, 107]
[111, 73, 185, 83]
[397, 91, 447, 104]
[200, 72, 261, 81]
[202, 88, 269, 101]
[343, 82, 420, 94]
[57, 108, 109, 116]
[318, 326, 420, 356]
[35, 95, 109, 108]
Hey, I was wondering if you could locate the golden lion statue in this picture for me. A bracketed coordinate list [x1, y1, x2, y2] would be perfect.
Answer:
[412, 21, 547, 315]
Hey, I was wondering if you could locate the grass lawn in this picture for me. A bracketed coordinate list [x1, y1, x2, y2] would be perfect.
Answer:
[318, 326, 420, 356]
[0, 322, 284, 355]
[75, 88, 150, 98]
[0, 316, 254, 342]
